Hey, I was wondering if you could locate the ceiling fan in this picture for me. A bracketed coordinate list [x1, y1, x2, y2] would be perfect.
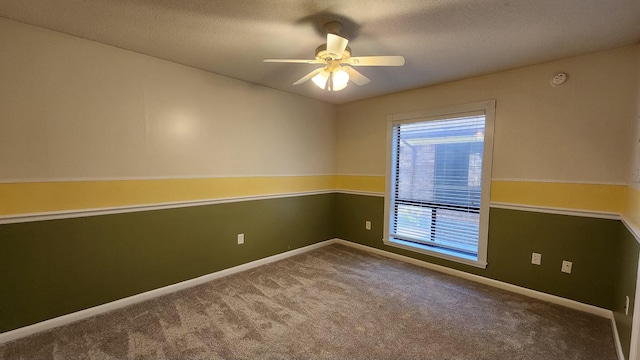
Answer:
[264, 21, 405, 91]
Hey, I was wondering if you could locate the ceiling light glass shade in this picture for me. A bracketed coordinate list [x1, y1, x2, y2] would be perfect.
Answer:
[331, 68, 350, 91]
[312, 70, 330, 89]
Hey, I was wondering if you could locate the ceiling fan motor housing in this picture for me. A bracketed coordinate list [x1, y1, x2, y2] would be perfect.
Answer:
[315, 44, 351, 62]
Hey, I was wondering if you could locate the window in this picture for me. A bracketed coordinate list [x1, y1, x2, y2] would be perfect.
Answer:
[384, 100, 495, 268]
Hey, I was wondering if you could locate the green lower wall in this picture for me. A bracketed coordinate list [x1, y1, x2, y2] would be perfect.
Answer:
[334, 193, 621, 308]
[3, 191, 640, 355]
[335, 192, 640, 356]
[0, 194, 336, 333]
[613, 226, 640, 360]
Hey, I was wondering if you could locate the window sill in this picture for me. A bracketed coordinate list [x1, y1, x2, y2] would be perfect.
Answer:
[383, 237, 488, 269]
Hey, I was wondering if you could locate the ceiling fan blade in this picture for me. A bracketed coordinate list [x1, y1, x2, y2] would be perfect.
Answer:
[293, 67, 325, 85]
[264, 59, 325, 64]
[327, 33, 349, 59]
[343, 66, 371, 86]
[347, 56, 405, 66]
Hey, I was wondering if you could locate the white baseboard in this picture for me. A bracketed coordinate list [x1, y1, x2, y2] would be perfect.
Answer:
[334, 239, 611, 317]
[334, 239, 624, 359]
[0, 239, 336, 345]
[0, 237, 625, 359]
[611, 314, 626, 360]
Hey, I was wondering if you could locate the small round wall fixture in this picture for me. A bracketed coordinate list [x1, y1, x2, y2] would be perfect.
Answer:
[550, 72, 569, 87]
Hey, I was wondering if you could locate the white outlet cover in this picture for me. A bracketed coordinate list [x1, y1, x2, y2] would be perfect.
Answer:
[561, 260, 572, 273]
[237, 233, 244, 245]
[365, 221, 371, 230]
[531, 253, 541, 265]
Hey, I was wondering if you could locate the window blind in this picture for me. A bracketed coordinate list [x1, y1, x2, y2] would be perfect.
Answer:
[390, 115, 486, 256]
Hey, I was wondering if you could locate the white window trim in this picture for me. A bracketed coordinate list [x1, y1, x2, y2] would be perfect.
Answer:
[383, 100, 496, 269]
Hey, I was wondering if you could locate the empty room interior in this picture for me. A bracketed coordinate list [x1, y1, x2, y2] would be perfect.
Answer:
[1, 1, 640, 359]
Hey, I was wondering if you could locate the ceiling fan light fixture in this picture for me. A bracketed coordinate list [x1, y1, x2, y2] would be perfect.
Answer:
[312, 70, 330, 89]
[264, 21, 404, 91]
[312, 67, 350, 91]
[331, 68, 350, 91]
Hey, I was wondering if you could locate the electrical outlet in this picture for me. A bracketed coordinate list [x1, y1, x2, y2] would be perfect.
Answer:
[626, 296, 630, 315]
[365, 221, 371, 230]
[561, 260, 572, 274]
[531, 253, 542, 265]
[237, 233, 244, 245]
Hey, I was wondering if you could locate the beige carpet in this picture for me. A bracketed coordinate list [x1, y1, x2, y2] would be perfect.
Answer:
[0, 244, 617, 359]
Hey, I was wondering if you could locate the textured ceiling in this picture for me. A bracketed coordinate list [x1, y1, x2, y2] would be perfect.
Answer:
[1, 0, 639, 104]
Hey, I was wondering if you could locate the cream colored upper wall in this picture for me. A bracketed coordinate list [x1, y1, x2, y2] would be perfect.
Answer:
[630, 46, 640, 186]
[2, 17, 636, 185]
[0, 18, 336, 182]
[623, 46, 640, 230]
[337, 45, 639, 184]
